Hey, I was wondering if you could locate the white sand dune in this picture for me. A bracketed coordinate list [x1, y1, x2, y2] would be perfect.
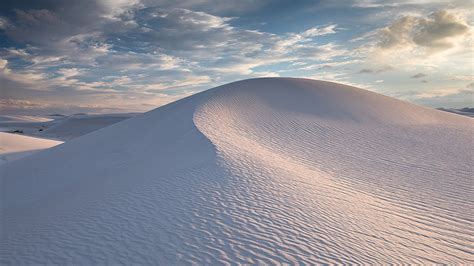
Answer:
[1, 78, 473, 264]
[41, 113, 137, 140]
[439, 108, 474, 118]
[0, 115, 53, 123]
[0, 132, 62, 165]
[0, 113, 136, 141]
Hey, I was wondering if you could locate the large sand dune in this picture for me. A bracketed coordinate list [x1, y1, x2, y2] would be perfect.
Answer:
[1, 78, 473, 264]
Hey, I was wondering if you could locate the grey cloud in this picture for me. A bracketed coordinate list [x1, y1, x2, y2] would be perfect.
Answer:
[1, 0, 345, 75]
[359, 68, 374, 73]
[1, 1, 119, 45]
[411, 73, 426, 78]
[4, 9, 66, 45]
[378, 16, 415, 49]
[138, 0, 270, 15]
[114, 8, 245, 52]
[412, 10, 469, 49]
[358, 65, 394, 74]
[0, 15, 9, 29]
[0, 0, 351, 114]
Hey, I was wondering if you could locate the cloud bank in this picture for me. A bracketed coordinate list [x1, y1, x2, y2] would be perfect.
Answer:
[0, 1, 472, 114]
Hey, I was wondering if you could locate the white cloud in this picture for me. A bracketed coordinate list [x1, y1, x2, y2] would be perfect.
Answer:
[57, 68, 82, 78]
[353, 8, 473, 92]
[0, 16, 8, 29]
[302, 24, 338, 37]
[0, 59, 7, 69]
[412, 87, 468, 99]
[377, 10, 471, 52]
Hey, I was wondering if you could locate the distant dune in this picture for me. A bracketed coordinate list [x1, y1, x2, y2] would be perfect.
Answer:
[0, 113, 137, 141]
[0, 115, 53, 123]
[439, 107, 474, 118]
[1, 78, 473, 264]
[0, 132, 62, 165]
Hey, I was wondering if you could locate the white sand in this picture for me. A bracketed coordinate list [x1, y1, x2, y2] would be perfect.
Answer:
[1, 78, 473, 264]
[0, 132, 62, 165]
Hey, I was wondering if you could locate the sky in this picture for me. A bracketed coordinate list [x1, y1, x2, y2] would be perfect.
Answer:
[0, 0, 472, 115]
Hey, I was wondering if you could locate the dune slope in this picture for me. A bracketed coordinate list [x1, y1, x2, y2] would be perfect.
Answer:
[1, 78, 473, 264]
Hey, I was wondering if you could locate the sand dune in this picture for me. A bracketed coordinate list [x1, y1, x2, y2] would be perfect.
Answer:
[0, 132, 62, 165]
[0, 115, 53, 123]
[40, 113, 137, 140]
[1, 78, 473, 264]
[0, 113, 137, 141]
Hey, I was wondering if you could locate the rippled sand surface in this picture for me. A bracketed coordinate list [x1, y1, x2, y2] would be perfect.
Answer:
[2, 78, 473, 264]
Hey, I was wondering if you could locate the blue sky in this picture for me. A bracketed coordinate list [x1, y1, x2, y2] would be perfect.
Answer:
[0, 0, 472, 115]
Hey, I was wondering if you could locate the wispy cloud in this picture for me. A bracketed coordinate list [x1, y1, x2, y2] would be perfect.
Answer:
[0, 0, 472, 113]
[358, 65, 394, 74]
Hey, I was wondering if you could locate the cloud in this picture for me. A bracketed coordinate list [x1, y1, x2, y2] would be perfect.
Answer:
[411, 72, 426, 78]
[412, 10, 470, 49]
[0, 16, 8, 29]
[0, 58, 7, 68]
[0, 98, 145, 115]
[352, 7, 473, 95]
[1, 1, 470, 113]
[0, 1, 350, 114]
[57, 68, 82, 78]
[377, 10, 471, 52]
[358, 65, 394, 74]
[351, 0, 425, 8]
[5, 9, 77, 46]
[301, 24, 338, 37]
[138, 0, 271, 14]
[1, 5, 345, 76]
[409, 87, 469, 99]
[414, 88, 473, 108]
[378, 16, 416, 49]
